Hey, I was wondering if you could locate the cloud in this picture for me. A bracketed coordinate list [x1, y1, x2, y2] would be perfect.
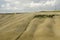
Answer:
[44, 0, 56, 6]
[0, 0, 59, 13]
[29, 1, 43, 7]
[1, 4, 5, 7]
[23, 0, 56, 8]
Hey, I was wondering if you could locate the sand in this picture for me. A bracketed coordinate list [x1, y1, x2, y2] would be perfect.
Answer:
[0, 11, 60, 40]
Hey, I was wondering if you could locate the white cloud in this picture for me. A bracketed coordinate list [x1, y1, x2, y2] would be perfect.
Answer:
[13, 7, 18, 10]
[4, 0, 56, 8]
[6, 3, 10, 7]
[5, 0, 16, 2]
[29, 1, 43, 7]
[1, 4, 5, 7]
[23, 0, 56, 8]
[14, 1, 20, 4]
[4, 0, 21, 10]
[0, 0, 56, 12]
[43, 0, 56, 6]
[5, 0, 13, 2]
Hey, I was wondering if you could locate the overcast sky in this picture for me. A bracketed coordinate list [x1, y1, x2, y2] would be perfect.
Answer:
[0, 0, 60, 13]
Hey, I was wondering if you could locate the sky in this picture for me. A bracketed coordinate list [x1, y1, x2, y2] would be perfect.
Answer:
[0, 0, 60, 13]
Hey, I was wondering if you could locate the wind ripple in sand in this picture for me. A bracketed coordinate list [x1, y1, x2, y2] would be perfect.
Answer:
[0, 12, 60, 40]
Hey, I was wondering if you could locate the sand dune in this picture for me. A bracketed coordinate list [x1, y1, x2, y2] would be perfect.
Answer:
[0, 12, 60, 40]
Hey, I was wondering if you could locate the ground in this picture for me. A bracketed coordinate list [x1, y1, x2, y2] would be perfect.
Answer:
[0, 11, 60, 40]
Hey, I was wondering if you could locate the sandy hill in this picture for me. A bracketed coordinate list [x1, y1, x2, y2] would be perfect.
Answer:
[0, 11, 60, 40]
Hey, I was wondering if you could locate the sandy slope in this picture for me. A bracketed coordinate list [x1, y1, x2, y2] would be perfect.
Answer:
[0, 12, 60, 40]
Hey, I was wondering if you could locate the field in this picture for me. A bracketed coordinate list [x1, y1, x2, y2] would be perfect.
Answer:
[0, 11, 60, 40]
